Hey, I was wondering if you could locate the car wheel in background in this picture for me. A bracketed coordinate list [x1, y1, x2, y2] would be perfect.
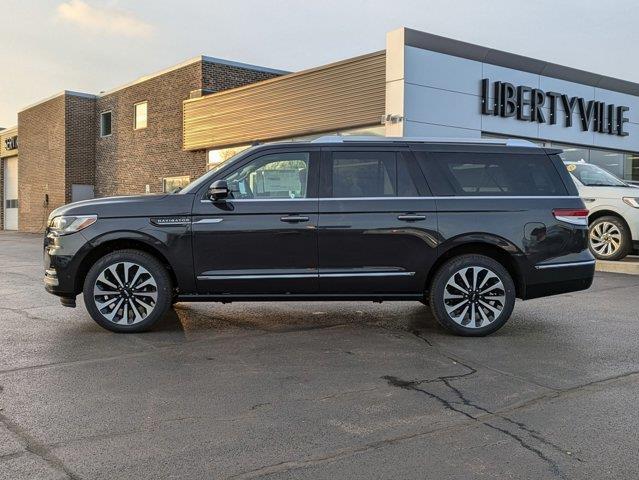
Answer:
[589, 216, 631, 261]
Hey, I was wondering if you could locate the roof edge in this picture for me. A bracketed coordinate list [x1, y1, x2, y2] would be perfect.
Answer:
[0, 125, 17, 134]
[402, 27, 639, 97]
[99, 55, 288, 97]
[19, 91, 97, 113]
[201, 56, 288, 75]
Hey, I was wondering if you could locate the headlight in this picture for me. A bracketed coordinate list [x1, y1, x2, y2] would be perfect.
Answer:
[622, 197, 639, 208]
[48, 215, 97, 235]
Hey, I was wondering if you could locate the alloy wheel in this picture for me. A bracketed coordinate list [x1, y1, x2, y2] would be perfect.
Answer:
[590, 221, 621, 257]
[443, 266, 506, 329]
[93, 262, 158, 325]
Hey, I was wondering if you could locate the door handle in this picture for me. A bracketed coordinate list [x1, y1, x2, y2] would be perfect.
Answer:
[397, 214, 426, 222]
[280, 215, 310, 223]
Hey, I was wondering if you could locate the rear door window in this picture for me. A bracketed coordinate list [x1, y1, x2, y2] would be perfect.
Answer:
[330, 152, 397, 198]
[419, 153, 568, 196]
[327, 151, 425, 198]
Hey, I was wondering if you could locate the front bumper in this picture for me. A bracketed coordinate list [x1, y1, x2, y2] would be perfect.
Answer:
[44, 268, 59, 287]
[43, 229, 91, 299]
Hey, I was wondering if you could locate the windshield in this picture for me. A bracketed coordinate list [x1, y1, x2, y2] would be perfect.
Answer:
[566, 163, 628, 187]
[178, 146, 259, 194]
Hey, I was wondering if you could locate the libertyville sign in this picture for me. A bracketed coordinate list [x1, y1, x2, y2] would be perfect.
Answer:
[481, 79, 630, 137]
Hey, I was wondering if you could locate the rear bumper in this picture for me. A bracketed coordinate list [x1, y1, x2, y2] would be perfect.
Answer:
[523, 259, 595, 300]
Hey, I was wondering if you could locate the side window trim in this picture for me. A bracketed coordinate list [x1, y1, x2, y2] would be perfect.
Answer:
[399, 150, 431, 196]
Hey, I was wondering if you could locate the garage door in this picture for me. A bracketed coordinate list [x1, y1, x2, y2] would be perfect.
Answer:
[3, 157, 18, 230]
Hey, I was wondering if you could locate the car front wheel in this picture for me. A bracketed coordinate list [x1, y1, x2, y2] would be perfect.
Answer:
[83, 249, 172, 333]
[428, 254, 516, 336]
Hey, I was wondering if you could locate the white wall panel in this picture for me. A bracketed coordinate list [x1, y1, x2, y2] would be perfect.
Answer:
[593, 122, 639, 151]
[481, 112, 540, 139]
[539, 76, 595, 101]
[482, 64, 539, 90]
[404, 84, 481, 130]
[404, 121, 480, 138]
[594, 88, 639, 124]
[404, 46, 482, 95]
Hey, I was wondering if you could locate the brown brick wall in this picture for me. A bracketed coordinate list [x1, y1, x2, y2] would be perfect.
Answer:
[65, 95, 96, 202]
[94, 59, 282, 198]
[95, 62, 206, 197]
[17, 95, 67, 233]
[201, 61, 281, 92]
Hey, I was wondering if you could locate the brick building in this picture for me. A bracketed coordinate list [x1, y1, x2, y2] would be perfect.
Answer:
[1, 56, 283, 232]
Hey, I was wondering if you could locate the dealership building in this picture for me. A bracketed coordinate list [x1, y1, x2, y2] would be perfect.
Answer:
[2, 27, 639, 232]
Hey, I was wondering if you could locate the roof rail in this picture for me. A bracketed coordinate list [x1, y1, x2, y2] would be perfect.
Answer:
[310, 135, 538, 148]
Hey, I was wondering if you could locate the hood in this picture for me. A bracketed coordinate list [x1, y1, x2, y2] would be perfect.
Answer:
[48, 194, 195, 221]
[583, 184, 639, 199]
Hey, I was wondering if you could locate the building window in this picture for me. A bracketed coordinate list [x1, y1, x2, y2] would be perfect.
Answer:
[134, 101, 148, 130]
[162, 176, 190, 193]
[100, 111, 112, 137]
[626, 154, 639, 182]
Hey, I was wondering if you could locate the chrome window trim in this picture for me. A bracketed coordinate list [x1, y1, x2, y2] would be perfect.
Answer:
[535, 260, 596, 270]
[200, 198, 311, 203]
[320, 196, 581, 201]
[200, 196, 581, 203]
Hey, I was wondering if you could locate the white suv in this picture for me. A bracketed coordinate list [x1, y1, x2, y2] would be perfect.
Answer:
[565, 161, 639, 261]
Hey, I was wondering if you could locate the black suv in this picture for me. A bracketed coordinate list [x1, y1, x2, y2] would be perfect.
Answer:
[44, 137, 595, 336]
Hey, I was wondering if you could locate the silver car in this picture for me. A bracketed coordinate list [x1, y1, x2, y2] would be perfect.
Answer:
[565, 161, 639, 261]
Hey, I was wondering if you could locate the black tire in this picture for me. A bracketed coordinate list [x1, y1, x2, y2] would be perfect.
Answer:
[588, 216, 631, 261]
[428, 254, 516, 337]
[83, 249, 172, 333]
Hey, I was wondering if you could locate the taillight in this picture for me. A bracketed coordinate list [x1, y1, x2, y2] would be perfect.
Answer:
[553, 208, 589, 226]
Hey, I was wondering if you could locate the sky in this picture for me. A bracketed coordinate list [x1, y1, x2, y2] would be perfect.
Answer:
[1, 0, 638, 127]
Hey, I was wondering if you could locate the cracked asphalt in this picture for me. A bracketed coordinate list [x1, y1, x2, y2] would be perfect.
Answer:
[1, 232, 639, 479]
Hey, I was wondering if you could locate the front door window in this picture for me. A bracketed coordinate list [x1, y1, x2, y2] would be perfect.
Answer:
[224, 153, 310, 199]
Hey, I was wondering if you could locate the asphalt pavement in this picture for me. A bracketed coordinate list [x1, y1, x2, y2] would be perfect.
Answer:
[1, 231, 639, 479]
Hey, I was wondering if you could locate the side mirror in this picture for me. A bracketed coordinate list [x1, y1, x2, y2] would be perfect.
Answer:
[208, 180, 229, 201]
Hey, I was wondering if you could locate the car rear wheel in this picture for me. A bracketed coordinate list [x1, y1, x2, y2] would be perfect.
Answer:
[83, 249, 172, 333]
[589, 216, 631, 261]
[428, 254, 516, 336]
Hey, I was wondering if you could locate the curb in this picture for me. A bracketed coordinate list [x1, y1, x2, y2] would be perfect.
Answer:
[596, 257, 639, 275]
